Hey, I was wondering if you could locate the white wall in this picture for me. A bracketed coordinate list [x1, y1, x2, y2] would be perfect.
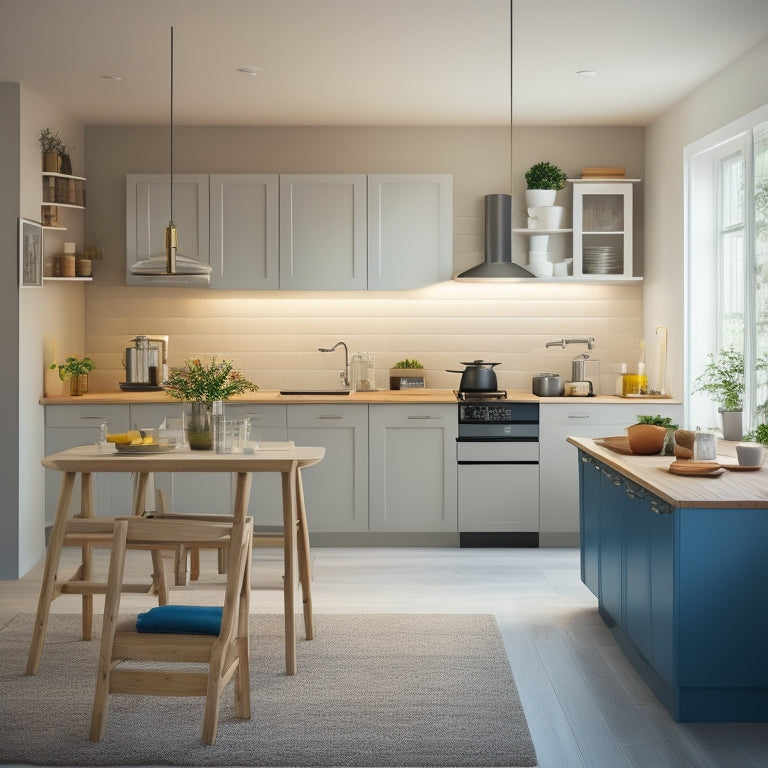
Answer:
[83, 125, 646, 396]
[644, 36, 768, 409]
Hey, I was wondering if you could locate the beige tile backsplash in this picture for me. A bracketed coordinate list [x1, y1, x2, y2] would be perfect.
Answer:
[85, 280, 643, 396]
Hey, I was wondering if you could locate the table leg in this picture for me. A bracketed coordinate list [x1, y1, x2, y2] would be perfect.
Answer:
[26, 471, 76, 675]
[281, 464, 299, 676]
[79, 473, 94, 641]
[296, 469, 313, 641]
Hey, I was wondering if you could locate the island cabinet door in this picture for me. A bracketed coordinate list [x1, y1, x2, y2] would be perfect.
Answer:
[647, 496, 675, 685]
[579, 452, 601, 597]
[622, 482, 651, 660]
[598, 463, 623, 625]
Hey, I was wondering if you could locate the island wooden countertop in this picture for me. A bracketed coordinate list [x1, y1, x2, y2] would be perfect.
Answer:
[567, 436, 768, 509]
[40, 389, 681, 406]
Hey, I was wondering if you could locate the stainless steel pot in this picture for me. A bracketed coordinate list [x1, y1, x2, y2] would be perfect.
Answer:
[532, 373, 562, 396]
[446, 360, 500, 391]
[124, 335, 160, 385]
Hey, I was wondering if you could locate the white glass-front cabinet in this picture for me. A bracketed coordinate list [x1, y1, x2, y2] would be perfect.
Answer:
[279, 174, 368, 290]
[367, 174, 453, 289]
[209, 174, 279, 289]
[368, 405, 457, 532]
[125, 174, 210, 286]
[570, 179, 639, 279]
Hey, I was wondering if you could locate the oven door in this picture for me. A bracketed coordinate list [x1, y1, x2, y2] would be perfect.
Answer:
[457, 441, 539, 533]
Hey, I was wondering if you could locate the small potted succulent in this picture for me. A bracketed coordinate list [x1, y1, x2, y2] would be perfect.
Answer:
[389, 359, 425, 390]
[163, 357, 258, 449]
[50, 355, 96, 396]
[524, 161, 568, 207]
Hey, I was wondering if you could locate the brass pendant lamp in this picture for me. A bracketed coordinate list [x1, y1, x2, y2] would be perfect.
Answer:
[130, 27, 211, 282]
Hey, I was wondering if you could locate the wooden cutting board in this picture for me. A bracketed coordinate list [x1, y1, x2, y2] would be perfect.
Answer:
[668, 460, 723, 476]
[595, 436, 632, 454]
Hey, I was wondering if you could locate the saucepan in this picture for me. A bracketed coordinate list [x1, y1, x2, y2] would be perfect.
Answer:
[446, 360, 500, 391]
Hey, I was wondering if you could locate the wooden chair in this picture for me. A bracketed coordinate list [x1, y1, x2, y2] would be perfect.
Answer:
[89, 515, 253, 746]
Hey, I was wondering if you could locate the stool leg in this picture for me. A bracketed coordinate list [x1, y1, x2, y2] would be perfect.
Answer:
[80, 473, 94, 641]
[27, 472, 76, 675]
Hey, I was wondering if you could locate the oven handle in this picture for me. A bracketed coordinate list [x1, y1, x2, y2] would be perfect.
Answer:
[458, 460, 539, 466]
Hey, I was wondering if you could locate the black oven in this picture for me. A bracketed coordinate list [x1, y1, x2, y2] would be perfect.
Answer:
[457, 400, 539, 547]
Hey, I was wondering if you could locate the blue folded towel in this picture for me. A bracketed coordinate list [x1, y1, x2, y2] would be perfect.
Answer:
[136, 605, 222, 635]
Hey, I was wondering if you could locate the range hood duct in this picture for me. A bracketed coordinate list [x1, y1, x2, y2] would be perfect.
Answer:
[456, 194, 533, 280]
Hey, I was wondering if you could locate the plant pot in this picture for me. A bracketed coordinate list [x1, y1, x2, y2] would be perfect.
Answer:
[389, 369, 425, 390]
[720, 410, 743, 441]
[69, 374, 88, 396]
[627, 423, 666, 455]
[525, 189, 557, 208]
[187, 401, 213, 450]
[43, 151, 60, 172]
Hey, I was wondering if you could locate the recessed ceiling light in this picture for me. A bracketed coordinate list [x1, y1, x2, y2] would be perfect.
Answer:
[237, 66, 261, 77]
[101, 75, 123, 81]
[576, 70, 597, 77]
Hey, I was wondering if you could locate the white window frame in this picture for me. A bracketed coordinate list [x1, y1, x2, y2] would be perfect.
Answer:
[684, 104, 768, 434]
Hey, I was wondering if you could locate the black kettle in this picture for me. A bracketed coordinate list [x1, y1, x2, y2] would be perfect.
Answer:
[446, 360, 500, 391]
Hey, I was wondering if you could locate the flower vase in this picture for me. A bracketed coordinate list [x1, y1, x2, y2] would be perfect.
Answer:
[69, 374, 88, 396]
[720, 410, 743, 442]
[187, 401, 213, 450]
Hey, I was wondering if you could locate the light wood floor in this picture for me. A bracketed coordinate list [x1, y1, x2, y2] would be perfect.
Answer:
[3, 545, 768, 768]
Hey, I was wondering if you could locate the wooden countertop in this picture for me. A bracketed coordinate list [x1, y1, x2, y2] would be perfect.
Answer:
[568, 436, 768, 509]
[40, 389, 681, 405]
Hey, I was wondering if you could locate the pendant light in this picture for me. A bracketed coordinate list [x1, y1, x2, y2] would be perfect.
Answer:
[129, 26, 212, 282]
[456, 0, 532, 280]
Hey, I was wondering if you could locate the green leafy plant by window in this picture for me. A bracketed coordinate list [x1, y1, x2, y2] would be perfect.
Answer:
[691, 347, 750, 412]
[744, 423, 768, 445]
[524, 161, 567, 191]
[49, 356, 95, 380]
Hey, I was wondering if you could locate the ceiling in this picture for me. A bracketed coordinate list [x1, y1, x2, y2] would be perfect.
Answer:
[1, 0, 767, 127]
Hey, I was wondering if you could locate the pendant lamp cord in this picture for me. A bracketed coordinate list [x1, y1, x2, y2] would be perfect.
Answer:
[509, 0, 514, 191]
[170, 26, 174, 222]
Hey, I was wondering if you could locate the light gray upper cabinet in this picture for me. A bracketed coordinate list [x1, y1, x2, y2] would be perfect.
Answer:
[279, 174, 368, 290]
[209, 174, 279, 289]
[125, 174, 210, 286]
[367, 174, 453, 289]
[368, 404, 457, 532]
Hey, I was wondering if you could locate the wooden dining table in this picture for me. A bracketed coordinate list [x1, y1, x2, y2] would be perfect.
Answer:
[28, 442, 324, 677]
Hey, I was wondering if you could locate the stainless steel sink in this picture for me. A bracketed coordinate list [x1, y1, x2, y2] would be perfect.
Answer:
[279, 389, 351, 395]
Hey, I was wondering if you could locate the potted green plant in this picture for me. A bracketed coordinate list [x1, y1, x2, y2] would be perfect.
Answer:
[163, 357, 258, 449]
[691, 347, 748, 441]
[744, 423, 768, 446]
[39, 128, 64, 172]
[389, 359, 425, 390]
[524, 161, 568, 207]
[50, 355, 96, 396]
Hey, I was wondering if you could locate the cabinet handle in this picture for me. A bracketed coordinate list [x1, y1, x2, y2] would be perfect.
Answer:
[567, 414, 590, 419]
[317, 415, 343, 420]
[650, 499, 673, 515]
[624, 480, 646, 499]
[407, 415, 440, 420]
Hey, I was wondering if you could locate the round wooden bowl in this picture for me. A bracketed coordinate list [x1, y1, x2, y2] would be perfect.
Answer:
[627, 423, 667, 455]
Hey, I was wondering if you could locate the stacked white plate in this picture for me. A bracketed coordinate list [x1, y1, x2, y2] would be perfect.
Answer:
[582, 246, 623, 274]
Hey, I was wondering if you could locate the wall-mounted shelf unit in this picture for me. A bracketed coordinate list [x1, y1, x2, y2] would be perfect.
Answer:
[41, 172, 86, 229]
[42, 276, 92, 283]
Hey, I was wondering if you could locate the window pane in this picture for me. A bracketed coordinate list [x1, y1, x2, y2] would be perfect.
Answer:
[754, 124, 768, 417]
[721, 154, 744, 229]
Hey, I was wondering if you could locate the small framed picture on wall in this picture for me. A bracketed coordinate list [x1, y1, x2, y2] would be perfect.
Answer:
[18, 217, 43, 287]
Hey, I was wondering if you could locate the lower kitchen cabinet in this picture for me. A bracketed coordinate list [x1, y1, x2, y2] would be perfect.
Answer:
[368, 405, 457, 532]
[286, 404, 369, 532]
[44, 405, 132, 525]
[539, 402, 682, 546]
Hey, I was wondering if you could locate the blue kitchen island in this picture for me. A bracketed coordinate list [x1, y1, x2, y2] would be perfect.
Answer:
[569, 436, 768, 722]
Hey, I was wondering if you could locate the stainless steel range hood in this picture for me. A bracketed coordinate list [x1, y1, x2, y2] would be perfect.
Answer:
[455, 194, 533, 280]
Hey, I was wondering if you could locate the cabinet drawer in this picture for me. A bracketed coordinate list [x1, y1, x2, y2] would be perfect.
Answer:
[457, 442, 538, 463]
[225, 404, 287, 429]
[45, 404, 129, 429]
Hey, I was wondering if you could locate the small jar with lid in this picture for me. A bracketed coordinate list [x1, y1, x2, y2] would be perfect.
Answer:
[61, 242, 76, 277]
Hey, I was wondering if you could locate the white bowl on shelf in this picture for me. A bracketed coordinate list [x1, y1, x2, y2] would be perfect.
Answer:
[528, 260, 553, 278]
[528, 250, 549, 263]
[528, 234, 550, 251]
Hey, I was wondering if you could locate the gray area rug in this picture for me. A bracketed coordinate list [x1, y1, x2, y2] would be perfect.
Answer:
[0, 613, 537, 767]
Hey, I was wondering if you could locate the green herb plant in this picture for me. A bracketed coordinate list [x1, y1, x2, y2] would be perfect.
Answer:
[392, 359, 424, 369]
[163, 357, 257, 403]
[50, 356, 95, 380]
[636, 414, 678, 429]
[39, 128, 64, 155]
[524, 161, 567, 191]
[744, 423, 768, 445]
[691, 347, 749, 412]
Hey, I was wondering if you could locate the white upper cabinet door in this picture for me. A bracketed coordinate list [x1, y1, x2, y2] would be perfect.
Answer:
[279, 174, 367, 290]
[367, 174, 453, 289]
[209, 174, 279, 289]
[125, 174, 210, 286]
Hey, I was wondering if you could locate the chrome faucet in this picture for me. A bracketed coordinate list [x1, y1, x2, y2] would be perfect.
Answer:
[545, 336, 596, 350]
[318, 341, 350, 388]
